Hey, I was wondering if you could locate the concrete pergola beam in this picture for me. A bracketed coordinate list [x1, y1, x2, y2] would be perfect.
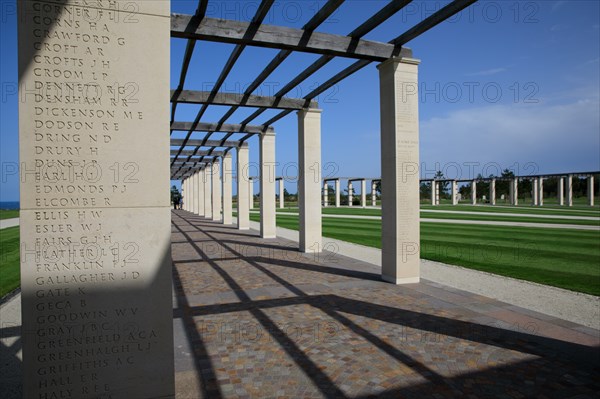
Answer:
[172, 89, 317, 110]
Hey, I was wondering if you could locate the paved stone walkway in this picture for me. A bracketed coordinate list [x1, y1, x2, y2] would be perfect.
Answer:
[0, 218, 19, 230]
[171, 211, 600, 398]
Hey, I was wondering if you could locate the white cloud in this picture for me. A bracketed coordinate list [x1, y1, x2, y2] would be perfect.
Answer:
[466, 68, 507, 77]
[420, 100, 600, 177]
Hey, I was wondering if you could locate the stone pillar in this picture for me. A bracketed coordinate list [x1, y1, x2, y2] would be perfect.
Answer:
[566, 174, 573, 207]
[371, 181, 377, 206]
[193, 170, 200, 214]
[450, 180, 458, 205]
[558, 177, 565, 206]
[248, 177, 254, 210]
[323, 181, 328, 207]
[260, 132, 277, 238]
[360, 179, 367, 207]
[348, 182, 353, 206]
[471, 181, 477, 205]
[197, 168, 205, 216]
[588, 176, 595, 206]
[212, 160, 222, 221]
[490, 178, 496, 205]
[378, 56, 421, 284]
[183, 178, 188, 211]
[298, 109, 322, 252]
[430, 181, 436, 205]
[18, 1, 174, 397]
[538, 178, 544, 206]
[204, 164, 213, 218]
[279, 178, 285, 208]
[236, 145, 250, 230]
[222, 154, 233, 224]
[335, 180, 341, 207]
[511, 178, 519, 205]
[532, 177, 539, 206]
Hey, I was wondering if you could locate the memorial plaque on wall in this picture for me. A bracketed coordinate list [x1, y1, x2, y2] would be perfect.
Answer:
[18, 1, 174, 397]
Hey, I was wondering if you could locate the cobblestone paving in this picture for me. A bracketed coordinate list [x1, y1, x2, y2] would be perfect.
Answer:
[171, 211, 600, 398]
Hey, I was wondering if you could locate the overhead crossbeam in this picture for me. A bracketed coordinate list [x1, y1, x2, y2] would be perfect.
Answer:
[171, 121, 273, 134]
[171, 14, 401, 62]
[171, 150, 224, 157]
[171, 139, 242, 148]
[215, 0, 345, 146]
[237, 0, 415, 139]
[170, 0, 276, 177]
[251, 0, 474, 134]
[171, 90, 317, 110]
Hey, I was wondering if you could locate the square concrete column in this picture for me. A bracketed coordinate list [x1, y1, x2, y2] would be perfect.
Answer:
[511, 178, 519, 205]
[566, 174, 573, 207]
[360, 180, 367, 207]
[588, 176, 595, 206]
[378, 56, 421, 284]
[18, 2, 174, 396]
[249, 177, 254, 210]
[204, 164, 213, 218]
[236, 145, 250, 230]
[222, 154, 233, 224]
[182, 178, 188, 211]
[197, 169, 205, 216]
[348, 182, 353, 207]
[532, 178, 539, 206]
[323, 181, 328, 207]
[298, 108, 323, 252]
[193, 171, 200, 214]
[490, 178, 496, 205]
[471, 181, 477, 205]
[279, 178, 285, 208]
[538, 178, 544, 206]
[431, 181, 437, 205]
[558, 177, 565, 206]
[260, 132, 277, 238]
[372, 181, 377, 206]
[212, 160, 222, 221]
[451, 181, 458, 205]
[335, 180, 341, 207]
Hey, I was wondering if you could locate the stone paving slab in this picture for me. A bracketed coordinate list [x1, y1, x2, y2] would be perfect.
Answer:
[171, 211, 600, 399]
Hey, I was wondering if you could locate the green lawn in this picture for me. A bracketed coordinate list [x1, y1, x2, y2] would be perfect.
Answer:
[248, 213, 600, 296]
[270, 207, 600, 226]
[0, 227, 20, 298]
[0, 210, 19, 220]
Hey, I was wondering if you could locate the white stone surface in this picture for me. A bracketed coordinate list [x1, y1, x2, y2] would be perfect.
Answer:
[490, 178, 496, 205]
[18, 2, 174, 396]
[204, 165, 212, 218]
[298, 109, 322, 253]
[566, 174, 573, 207]
[236, 146, 250, 230]
[378, 57, 421, 284]
[558, 177, 565, 206]
[212, 160, 222, 222]
[259, 132, 276, 238]
[222, 154, 233, 224]
[360, 179, 367, 207]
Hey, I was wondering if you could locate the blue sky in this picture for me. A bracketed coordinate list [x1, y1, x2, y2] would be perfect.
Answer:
[1, 0, 599, 200]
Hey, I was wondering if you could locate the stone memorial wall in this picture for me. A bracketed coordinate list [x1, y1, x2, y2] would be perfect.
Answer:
[18, 1, 174, 397]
